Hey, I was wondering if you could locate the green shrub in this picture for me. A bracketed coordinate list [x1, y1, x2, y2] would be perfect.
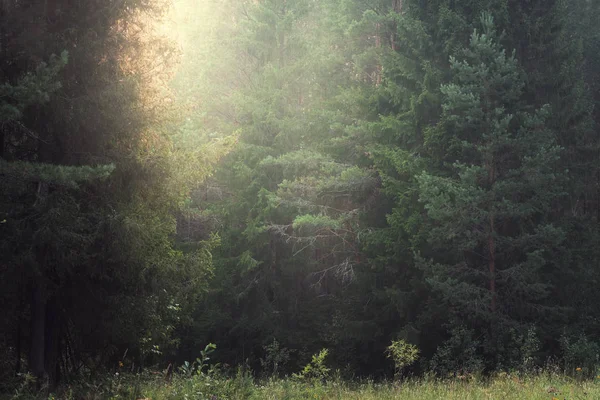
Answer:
[386, 339, 419, 379]
[560, 334, 599, 377]
[293, 349, 331, 382]
[179, 343, 216, 377]
[430, 326, 484, 377]
[260, 339, 291, 378]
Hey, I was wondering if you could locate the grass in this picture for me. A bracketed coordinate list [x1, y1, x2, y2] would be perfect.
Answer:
[143, 375, 598, 400]
[6, 371, 597, 400]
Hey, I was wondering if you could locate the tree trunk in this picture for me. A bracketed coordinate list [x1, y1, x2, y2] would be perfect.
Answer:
[278, 1, 286, 69]
[375, 23, 382, 85]
[487, 161, 497, 313]
[29, 276, 47, 383]
[392, 0, 403, 13]
[0, 0, 9, 59]
[390, 0, 403, 51]
[0, 0, 8, 159]
[488, 215, 496, 313]
[15, 324, 21, 375]
[44, 296, 61, 387]
[14, 282, 25, 375]
[30, 181, 51, 384]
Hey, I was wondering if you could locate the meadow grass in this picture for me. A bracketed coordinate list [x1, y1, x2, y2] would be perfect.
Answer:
[123, 373, 597, 400]
[5, 371, 599, 399]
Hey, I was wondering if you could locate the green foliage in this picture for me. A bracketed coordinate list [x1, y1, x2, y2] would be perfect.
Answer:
[0, 0, 221, 386]
[293, 349, 331, 382]
[560, 335, 600, 377]
[237, 250, 263, 273]
[430, 327, 484, 377]
[0, 161, 115, 188]
[416, 14, 566, 363]
[1, 0, 599, 387]
[260, 151, 344, 179]
[260, 339, 291, 378]
[16, 371, 600, 400]
[0, 51, 68, 121]
[386, 340, 420, 378]
[179, 343, 217, 377]
[292, 215, 342, 234]
[495, 326, 542, 373]
[161, 0, 600, 380]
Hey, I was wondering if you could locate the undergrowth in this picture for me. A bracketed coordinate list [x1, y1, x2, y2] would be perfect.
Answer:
[4, 371, 600, 400]
[5, 346, 600, 399]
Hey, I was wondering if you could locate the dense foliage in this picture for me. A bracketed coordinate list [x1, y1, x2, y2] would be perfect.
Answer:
[1, 0, 599, 393]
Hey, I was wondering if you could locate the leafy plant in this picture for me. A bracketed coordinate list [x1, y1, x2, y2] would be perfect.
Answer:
[179, 343, 217, 377]
[260, 339, 291, 377]
[293, 349, 331, 382]
[430, 327, 484, 377]
[386, 340, 419, 379]
[292, 215, 341, 233]
[560, 335, 599, 377]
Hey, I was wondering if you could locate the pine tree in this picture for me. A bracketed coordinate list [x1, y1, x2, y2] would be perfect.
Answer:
[1, 0, 217, 384]
[416, 14, 566, 367]
[548, 0, 600, 343]
[0, 51, 118, 382]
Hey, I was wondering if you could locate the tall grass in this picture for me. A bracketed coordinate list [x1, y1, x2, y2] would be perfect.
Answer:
[144, 374, 598, 400]
[8, 371, 597, 400]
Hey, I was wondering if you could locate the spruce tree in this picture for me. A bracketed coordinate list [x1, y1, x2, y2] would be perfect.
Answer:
[416, 14, 565, 367]
[1, 0, 217, 383]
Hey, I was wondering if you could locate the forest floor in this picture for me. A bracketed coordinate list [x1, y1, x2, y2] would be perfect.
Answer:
[6, 372, 599, 399]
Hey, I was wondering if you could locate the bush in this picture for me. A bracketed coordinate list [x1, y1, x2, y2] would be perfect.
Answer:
[560, 334, 599, 377]
[260, 339, 291, 378]
[430, 326, 484, 377]
[386, 340, 419, 379]
[293, 349, 331, 382]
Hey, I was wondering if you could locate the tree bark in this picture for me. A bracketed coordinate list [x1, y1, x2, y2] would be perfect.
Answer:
[375, 23, 382, 85]
[487, 161, 497, 313]
[488, 215, 496, 313]
[0, 0, 8, 159]
[391, 0, 403, 51]
[29, 276, 47, 383]
[44, 296, 61, 387]
[392, 0, 403, 13]
[14, 282, 25, 375]
[30, 181, 51, 385]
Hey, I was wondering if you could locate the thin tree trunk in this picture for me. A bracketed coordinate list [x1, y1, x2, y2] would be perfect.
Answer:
[488, 215, 496, 313]
[0, 0, 8, 159]
[29, 276, 47, 383]
[393, 0, 403, 13]
[390, 0, 403, 51]
[44, 296, 61, 388]
[278, 1, 286, 69]
[30, 181, 50, 384]
[15, 324, 21, 375]
[375, 23, 382, 85]
[14, 282, 25, 375]
[391, 0, 403, 51]
[0, 0, 9, 60]
[488, 161, 497, 313]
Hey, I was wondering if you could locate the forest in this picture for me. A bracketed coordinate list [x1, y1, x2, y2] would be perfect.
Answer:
[1, 0, 599, 398]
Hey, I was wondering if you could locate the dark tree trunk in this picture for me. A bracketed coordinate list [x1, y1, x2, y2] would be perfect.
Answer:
[29, 276, 47, 383]
[15, 325, 21, 375]
[30, 180, 51, 385]
[0, 0, 7, 159]
[14, 282, 25, 375]
[44, 296, 61, 387]
[488, 223, 496, 313]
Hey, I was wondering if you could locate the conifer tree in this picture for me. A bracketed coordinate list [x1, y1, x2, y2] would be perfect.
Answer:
[0, 0, 219, 384]
[416, 14, 566, 366]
